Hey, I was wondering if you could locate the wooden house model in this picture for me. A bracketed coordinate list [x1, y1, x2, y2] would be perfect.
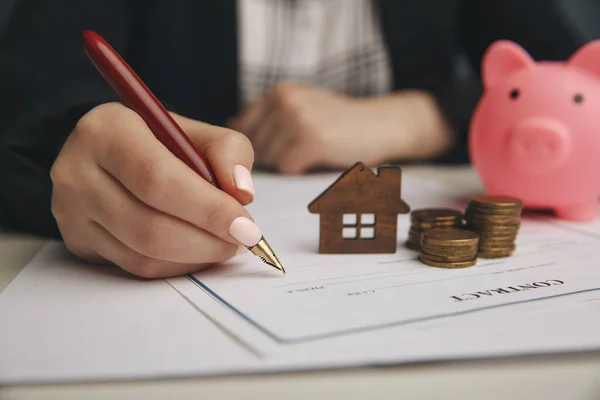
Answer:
[308, 162, 410, 254]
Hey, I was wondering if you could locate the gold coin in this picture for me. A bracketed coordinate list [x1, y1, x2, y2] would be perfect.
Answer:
[479, 243, 516, 251]
[420, 250, 477, 262]
[475, 230, 519, 238]
[478, 239, 516, 248]
[466, 229, 519, 239]
[411, 208, 463, 224]
[465, 205, 521, 216]
[469, 195, 523, 209]
[477, 231, 518, 238]
[478, 249, 515, 259]
[408, 229, 422, 238]
[477, 236, 519, 244]
[465, 207, 519, 216]
[466, 209, 521, 221]
[478, 244, 516, 255]
[412, 220, 461, 230]
[421, 228, 479, 247]
[465, 222, 520, 233]
[419, 255, 477, 269]
[405, 240, 420, 251]
[408, 227, 422, 235]
[407, 241, 421, 249]
[465, 211, 520, 223]
[420, 242, 478, 253]
[477, 235, 520, 243]
[421, 242, 478, 252]
[422, 248, 479, 259]
[407, 238, 421, 248]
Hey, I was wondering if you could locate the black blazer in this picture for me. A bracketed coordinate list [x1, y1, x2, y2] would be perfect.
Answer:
[0, 0, 588, 238]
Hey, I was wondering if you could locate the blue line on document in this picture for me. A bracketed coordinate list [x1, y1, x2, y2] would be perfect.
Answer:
[186, 275, 600, 345]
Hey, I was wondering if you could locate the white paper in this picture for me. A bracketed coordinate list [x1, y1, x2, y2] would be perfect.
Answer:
[0, 244, 262, 384]
[170, 172, 600, 351]
[3, 172, 600, 385]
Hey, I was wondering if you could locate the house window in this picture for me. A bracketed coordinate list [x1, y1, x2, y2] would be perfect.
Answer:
[343, 214, 357, 225]
[361, 214, 375, 225]
[342, 213, 376, 240]
[360, 227, 375, 239]
[342, 227, 357, 239]
[342, 214, 357, 239]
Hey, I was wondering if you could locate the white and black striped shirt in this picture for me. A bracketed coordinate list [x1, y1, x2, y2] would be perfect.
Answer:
[237, 0, 392, 106]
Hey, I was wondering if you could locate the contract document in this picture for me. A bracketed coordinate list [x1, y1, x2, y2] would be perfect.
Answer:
[3, 171, 600, 384]
[169, 173, 600, 351]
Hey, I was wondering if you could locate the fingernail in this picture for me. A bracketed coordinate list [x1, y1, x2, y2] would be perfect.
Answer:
[228, 217, 262, 247]
[233, 164, 255, 198]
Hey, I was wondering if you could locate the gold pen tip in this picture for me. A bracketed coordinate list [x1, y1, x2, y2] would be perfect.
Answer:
[248, 236, 286, 276]
[259, 256, 286, 275]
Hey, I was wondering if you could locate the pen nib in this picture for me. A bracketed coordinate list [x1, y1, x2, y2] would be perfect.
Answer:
[248, 237, 286, 275]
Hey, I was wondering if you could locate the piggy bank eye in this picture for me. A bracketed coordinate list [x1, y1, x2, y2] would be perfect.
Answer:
[509, 89, 519, 100]
[573, 93, 584, 103]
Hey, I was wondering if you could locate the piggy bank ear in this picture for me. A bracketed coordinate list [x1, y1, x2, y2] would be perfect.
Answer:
[568, 40, 600, 78]
[482, 40, 534, 89]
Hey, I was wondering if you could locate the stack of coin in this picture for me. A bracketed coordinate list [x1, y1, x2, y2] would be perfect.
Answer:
[419, 228, 479, 268]
[464, 195, 523, 258]
[406, 208, 463, 250]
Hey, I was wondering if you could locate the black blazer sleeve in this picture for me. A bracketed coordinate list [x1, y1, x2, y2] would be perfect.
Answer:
[433, 0, 587, 164]
[0, 0, 131, 237]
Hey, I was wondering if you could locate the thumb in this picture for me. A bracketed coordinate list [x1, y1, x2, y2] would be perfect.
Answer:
[170, 113, 256, 206]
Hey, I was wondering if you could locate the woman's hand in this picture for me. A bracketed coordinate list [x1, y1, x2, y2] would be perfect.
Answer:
[229, 82, 455, 174]
[50, 102, 260, 278]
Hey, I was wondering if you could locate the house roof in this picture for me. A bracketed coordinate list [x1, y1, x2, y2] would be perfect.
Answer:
[308, 162, 411, 214]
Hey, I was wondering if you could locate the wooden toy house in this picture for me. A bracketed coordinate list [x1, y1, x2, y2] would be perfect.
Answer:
[308, 162, 410, 254]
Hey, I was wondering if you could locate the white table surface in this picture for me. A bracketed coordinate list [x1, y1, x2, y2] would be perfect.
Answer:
[1, 165, 599, 400]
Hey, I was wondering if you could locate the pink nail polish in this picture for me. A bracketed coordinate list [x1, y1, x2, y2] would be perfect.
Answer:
[233, 165, 255, 198]
[228, 217, 262, 247]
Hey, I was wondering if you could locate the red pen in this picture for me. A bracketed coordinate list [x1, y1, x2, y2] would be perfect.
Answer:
[82, 30, 285, 274]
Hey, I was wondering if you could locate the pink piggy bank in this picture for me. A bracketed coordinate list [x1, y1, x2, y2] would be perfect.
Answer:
[469, 40, 600, 221]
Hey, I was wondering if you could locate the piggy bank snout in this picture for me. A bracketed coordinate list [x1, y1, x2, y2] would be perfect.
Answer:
[508, 118, 571, 174]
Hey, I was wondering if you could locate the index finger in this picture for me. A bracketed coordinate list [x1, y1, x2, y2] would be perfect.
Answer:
[171, 114, 256, 206]
[86, 105, 263, 247]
